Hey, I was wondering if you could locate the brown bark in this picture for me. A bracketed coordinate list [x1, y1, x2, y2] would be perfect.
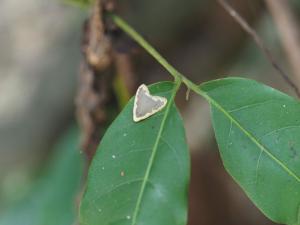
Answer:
[76, 0, 114, 162]
[76, 0, 137, 163]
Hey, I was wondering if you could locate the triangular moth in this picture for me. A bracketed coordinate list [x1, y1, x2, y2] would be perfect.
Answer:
[133, 84, 167, 122]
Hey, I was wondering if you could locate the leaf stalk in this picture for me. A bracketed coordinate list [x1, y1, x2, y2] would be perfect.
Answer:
[109, 14, 207, 98]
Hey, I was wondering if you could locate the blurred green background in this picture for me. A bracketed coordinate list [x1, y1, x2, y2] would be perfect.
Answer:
[0, 0, 300, 224]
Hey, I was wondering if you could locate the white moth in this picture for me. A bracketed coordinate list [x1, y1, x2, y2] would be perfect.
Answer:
[133, 84, 167, 122]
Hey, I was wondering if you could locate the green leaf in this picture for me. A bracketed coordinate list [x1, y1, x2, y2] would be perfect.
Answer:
[80, 82, 190, 225]
[64, 0, 94, 8]
[199, 77, 300, 225]
[0, 128, 83, 225]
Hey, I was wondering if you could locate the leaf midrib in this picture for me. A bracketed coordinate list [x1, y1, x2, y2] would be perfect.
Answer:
[131, 83, 180, 225]
[197, 87, 300, 183]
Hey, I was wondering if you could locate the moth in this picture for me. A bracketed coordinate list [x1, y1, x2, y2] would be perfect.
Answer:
[133, 84, 167, 122]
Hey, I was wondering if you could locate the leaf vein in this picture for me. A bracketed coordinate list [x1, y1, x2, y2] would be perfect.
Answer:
[199, 89, 300, 183]
[96, 178, 145, 201]
[260, 125, 300, 140]
[160, 136, 183, 173]
[228, 99, 274, 113]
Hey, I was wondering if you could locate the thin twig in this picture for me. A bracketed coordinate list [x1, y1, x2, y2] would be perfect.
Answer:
[217, 0, 300, 97]
[264, 0, 300, 90]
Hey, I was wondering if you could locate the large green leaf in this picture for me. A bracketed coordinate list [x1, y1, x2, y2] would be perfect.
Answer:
[0, 128, 83, 225]
[199, 77, 300, 225]
[80, 82, 190, 225]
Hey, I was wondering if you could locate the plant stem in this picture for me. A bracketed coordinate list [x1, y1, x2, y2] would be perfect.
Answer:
[110, 15, 183, 80]
[110, 14, 206, 99]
